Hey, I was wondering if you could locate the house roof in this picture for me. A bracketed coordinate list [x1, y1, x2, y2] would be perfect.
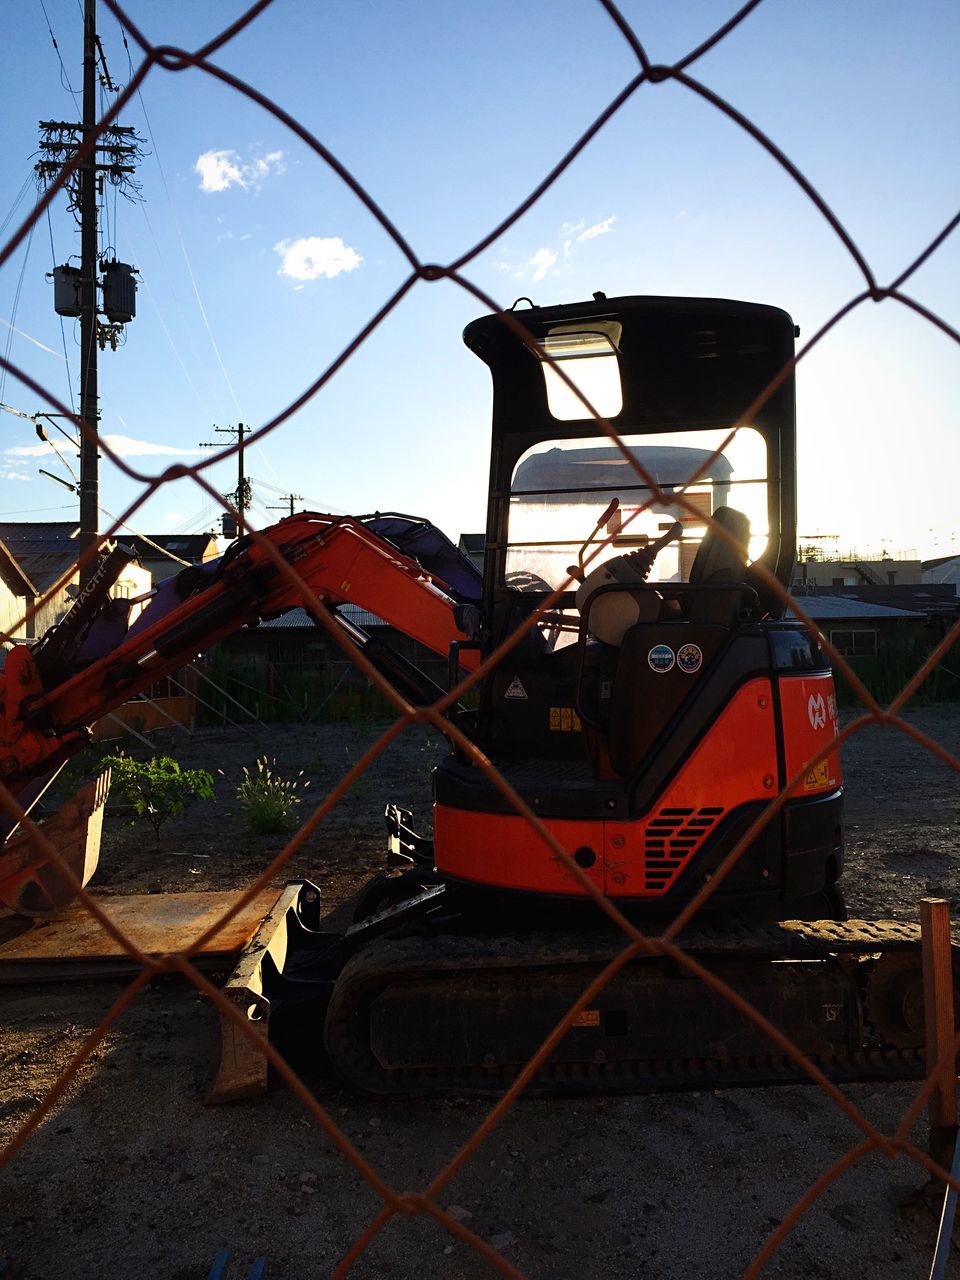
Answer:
[126, 533, 219, 566]
[923, 555, 960, 587]
[0, 522, 80, 592]
[788, 595, 925, 621]
[0, 539, 36, 596]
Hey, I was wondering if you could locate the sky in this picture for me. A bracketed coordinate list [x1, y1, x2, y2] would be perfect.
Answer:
[0, 0, 958, 560]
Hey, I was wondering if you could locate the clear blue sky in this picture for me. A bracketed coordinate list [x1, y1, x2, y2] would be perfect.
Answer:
[1, 1, 958, 558]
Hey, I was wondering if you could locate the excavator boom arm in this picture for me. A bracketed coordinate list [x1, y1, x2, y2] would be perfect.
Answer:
[0, 513, 478, 798]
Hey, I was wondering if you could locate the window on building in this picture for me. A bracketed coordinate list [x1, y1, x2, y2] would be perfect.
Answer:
[829, 628, 878, 657]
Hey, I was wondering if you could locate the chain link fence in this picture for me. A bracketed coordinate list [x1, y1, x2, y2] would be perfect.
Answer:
[2, 2, 960, 1276]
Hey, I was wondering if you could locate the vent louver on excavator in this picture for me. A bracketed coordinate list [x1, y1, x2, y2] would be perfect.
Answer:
[643, 806, 724, 890]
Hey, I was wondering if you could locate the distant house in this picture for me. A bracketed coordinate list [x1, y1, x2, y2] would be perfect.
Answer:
[0, 538, 38, 641]
[124, 532, 219, 585]
[0, 522, 150, 641]
[923, 554, 960, 590]
[788, 595, 926, 659]
[795, 555, 923, 588]
[0, 523, 199, 738]
[211, 603, 450, 719]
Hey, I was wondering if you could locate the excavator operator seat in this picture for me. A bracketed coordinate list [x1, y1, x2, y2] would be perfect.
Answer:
[686, 505, 751, 627]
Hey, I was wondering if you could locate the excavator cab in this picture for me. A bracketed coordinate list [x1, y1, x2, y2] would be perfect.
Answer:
[432, 295, 843, 913]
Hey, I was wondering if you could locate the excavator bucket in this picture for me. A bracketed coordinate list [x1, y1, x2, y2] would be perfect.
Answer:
[0, 770, 110, 917]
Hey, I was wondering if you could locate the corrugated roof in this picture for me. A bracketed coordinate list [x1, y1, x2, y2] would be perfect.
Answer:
[788, 595, 924, 620]
[0, 522, 80, 592]
[255, 605, 387, 630]
[127, 533, 219, 564]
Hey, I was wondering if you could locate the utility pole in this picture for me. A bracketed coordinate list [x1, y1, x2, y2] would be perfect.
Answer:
[267, 493, 302, 519]
[200, 423, 251, 536]
[78, 0, 98, 567]
[37, 0, 143, 583]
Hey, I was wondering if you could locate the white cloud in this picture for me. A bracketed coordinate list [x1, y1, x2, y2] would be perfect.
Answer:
[6, 435, 204, 460]
[101, 434, 206, 458]
[0, 468, 30, 481]
[195, 148, 285, 193]
[577, 216, 617, 242]
[274, 236, 363, 281]
[5, 443, 51, 459]
[494, 216, 616, 281]
[530, 247, 558, 282]
[251, 150, 284, 180]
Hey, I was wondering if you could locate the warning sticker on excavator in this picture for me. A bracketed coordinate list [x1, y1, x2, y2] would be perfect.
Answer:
[504, 677, 528, 700]
[550, 707, 582, 732]
[803, 760, 830, 790]
[572, 1010, 601, 1028]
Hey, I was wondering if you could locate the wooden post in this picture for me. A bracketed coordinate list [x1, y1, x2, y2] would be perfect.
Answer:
[921, 897, 957, 1170]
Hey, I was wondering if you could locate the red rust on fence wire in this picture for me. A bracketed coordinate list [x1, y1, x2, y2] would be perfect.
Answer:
[1, 1, 959, 1275]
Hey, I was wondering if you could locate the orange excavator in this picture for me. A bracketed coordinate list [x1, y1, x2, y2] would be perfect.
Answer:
[0, 295, 931, 1095]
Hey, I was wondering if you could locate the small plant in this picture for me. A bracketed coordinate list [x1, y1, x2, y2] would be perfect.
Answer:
[236, 756, 309, 834]
[101, 754, 215, 841]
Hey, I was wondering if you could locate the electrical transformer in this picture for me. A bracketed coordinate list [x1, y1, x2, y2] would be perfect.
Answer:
[51, 265, 82, 318]
[101, 260, 137, 324]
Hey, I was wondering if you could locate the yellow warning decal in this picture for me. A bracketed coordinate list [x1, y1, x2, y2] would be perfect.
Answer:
[571, 1010, 601, 1028]
[550, 707, 583, 732]
[803, 760, 830, 790]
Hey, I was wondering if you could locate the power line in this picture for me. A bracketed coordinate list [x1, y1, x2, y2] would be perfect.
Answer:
[97, 506, 192, 567]
[0, 175, 34, 241]
[124, 43, 243, 425]
[199, 423, 251, 536]
[37, 0, 82, 111]
[44, 204, 76, 413]
[0, 220, 37, 404]
[266, 493, 302, 519]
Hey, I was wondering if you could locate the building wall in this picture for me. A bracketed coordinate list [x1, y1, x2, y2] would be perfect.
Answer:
[797, 557, 923, 588]
[0, 583, 33, 642]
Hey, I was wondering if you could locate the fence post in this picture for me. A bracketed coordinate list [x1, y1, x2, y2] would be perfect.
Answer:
[921, 897, 957, 1171]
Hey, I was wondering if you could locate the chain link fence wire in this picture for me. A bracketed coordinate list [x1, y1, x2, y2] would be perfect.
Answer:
[2, 1, 960, 1275]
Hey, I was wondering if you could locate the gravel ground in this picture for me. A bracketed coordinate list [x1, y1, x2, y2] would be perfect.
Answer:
[2, 706, 960, 1279]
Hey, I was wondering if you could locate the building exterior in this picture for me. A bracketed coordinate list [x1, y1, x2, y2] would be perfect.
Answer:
[787, 595, 926, 659]
[0, 523, 198, 737]
[124, 532, 219, 585]
[0, 522, 150, 641]
[0, 539, 38, 642]
[923, 554, 960, 590]
[795, 553, 923, 589]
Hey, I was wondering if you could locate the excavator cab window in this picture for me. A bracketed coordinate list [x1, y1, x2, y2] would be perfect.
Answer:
[487, 427, 770, 767]
[505, 426, 770, 601]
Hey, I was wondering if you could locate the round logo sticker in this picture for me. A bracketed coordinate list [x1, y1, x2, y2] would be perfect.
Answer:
[677, 643, 703, 674]
[647, 643, 675, 673]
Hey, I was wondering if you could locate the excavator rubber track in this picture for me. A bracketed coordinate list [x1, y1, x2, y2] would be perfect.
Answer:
[321, 918, 942, 1097]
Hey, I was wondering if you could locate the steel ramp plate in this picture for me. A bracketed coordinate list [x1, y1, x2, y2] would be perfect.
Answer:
[0, 888, 281, 982]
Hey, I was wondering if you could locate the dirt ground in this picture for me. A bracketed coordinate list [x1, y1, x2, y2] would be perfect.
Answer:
[2, 706, 960, 1279]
